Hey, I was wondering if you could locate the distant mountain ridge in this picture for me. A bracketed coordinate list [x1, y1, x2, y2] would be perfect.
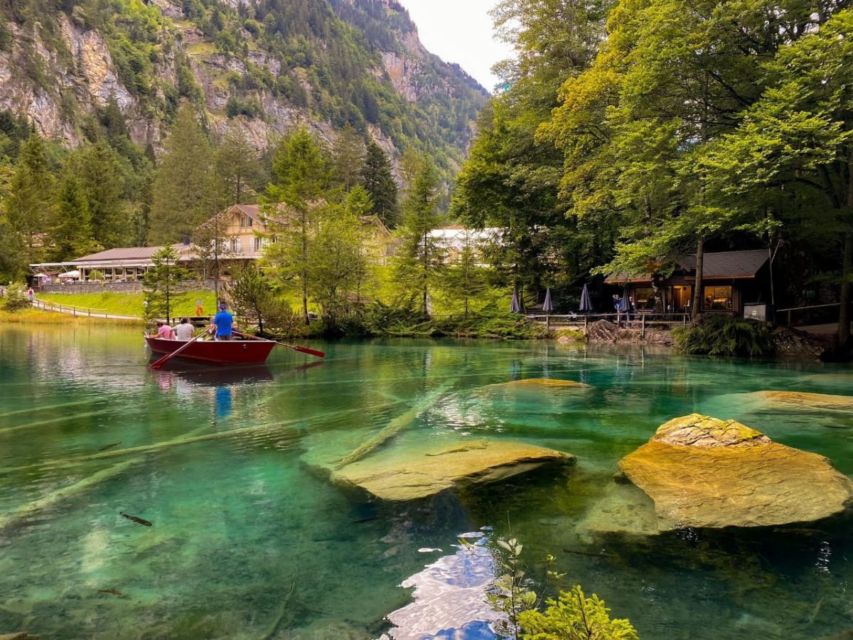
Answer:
[0, 0, 488, 170]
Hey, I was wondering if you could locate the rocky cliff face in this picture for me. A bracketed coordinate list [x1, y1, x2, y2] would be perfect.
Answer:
[0, 0, 488, 168]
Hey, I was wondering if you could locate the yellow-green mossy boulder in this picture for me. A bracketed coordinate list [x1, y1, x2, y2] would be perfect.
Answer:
[333, 439, 573, 501]
[619, 414, 852, 528]
[751, 390, 853, 411]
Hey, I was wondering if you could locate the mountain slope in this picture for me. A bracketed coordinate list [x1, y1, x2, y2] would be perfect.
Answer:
[0, 0, 488, 170]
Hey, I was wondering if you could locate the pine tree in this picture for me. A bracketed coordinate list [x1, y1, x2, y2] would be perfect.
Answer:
[214, 129, 263, 206]
[52, 171, 100, 261]
[75, 142, 131, 248]
[442, 231, 487, 318]
[394, 156, 445, 316]
[143, 246, 190, 323]
[332, 125, 366, 191]
[6, 133, 54, 266]
[361, 141, 398, 228]
[149, 104, 217, 244]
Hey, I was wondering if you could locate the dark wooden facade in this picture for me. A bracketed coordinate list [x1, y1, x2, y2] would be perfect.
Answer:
[607, 250, 771, 316]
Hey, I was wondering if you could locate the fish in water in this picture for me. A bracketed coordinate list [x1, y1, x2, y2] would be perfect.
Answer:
[97, 442, 121, 452]
[120, 512, 152, 527]
[97, 588, 125, 597]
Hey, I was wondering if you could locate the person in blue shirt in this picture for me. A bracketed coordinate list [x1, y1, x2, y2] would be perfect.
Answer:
[209, 301, 236, 340]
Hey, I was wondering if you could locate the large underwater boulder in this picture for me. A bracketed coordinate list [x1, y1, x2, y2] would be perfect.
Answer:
[618, 414, 852, 529]
[482, 378, 589, 391]
[332, 439, 573, 501]
[749, 390, 853, 412]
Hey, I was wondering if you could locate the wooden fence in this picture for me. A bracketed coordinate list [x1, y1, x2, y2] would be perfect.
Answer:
[31, 299, 141, 321]
[526, 311, 690, 337]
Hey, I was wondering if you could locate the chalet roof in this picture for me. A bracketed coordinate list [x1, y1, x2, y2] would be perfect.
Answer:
[678, 249, 769, 279]
[606, 249, 770, 284]
[69, 244, 194, 263]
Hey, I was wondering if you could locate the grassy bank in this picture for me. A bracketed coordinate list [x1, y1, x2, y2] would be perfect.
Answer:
[0, 308, 143, 325]
[37, 291, 216, 318]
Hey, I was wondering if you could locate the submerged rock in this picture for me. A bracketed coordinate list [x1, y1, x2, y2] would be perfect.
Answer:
[483, 378, 588, 391]
[619, 414, 852, 529]
[750, 390, 853, 412]
[333, 439, 573, 501]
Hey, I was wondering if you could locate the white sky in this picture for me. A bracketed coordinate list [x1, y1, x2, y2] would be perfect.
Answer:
[397, 0, 514, 92]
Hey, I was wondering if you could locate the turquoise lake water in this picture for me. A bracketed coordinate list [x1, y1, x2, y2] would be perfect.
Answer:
[0, 325, 850, 639]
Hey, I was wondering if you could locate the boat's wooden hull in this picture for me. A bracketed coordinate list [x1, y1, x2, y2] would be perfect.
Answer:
[145, 336, 275, 365]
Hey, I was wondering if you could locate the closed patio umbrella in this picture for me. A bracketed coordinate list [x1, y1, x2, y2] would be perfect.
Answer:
[579, 283, 592, 313]
[543, 288, 554, 313]
[510, 289, 521, 314]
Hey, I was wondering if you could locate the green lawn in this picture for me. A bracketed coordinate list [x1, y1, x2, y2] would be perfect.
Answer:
[38, 290, 217, 318]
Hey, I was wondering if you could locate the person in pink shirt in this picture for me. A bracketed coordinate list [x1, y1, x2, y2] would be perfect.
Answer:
[155, 320, 175, 340]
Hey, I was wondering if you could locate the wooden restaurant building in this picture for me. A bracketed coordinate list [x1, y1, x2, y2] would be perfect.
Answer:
[606, 249, 772, 316]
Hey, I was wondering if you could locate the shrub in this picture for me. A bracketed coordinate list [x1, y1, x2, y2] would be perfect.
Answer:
[673, 315, 774, 357]
[2, 283, 31, 311]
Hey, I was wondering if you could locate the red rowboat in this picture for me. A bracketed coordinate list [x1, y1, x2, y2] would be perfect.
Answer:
[145, 336, 276, 366]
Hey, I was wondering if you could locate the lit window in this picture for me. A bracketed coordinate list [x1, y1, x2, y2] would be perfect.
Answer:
[703, 286, 733, 310]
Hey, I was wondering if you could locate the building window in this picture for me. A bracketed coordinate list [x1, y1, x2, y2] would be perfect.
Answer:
[704, 285, 733, 310]
[230, 238, 241, 253]
[240, 215, 253, 228]
[633, 287, 656, 310]
[254, 237, 264, 252]
[671, 286, 692, 312]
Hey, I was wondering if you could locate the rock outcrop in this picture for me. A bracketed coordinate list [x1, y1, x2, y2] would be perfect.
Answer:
[618, 414, 852, 529]
[332, 439, 573, 501]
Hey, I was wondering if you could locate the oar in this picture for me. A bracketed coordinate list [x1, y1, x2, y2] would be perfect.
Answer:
[234, 331, 325, 359]
[150, 334, 203, 369]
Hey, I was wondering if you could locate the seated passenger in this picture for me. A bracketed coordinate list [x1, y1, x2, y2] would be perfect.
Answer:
[155, 320, 175, 340]
[175, 317, 194, 341]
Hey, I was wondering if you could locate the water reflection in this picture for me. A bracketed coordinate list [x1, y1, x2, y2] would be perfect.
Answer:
[385, 530, 501, 640]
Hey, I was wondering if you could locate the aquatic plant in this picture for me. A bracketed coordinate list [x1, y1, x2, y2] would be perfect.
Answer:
[488, 537, 538, 640]
[518, 586, 640, 640]
[673, 315, 774, 357]
[489, 537, 639, 640]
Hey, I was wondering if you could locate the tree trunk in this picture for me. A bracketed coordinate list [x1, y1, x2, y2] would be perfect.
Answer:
[838, 154, 853, 346]
[840, 232, 852, 346]
[691, 236, 705, 323]
[302, 211, 309, 325]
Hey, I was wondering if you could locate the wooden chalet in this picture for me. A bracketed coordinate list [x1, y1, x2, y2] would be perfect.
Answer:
[606, 249, 772, 316]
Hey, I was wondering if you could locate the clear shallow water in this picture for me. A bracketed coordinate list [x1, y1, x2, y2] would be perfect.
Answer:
[0, 325, 850, 639]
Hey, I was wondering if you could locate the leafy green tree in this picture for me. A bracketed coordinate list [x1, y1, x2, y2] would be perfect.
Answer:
[6, 133, 54, 266]
[149, 104, 217, 243]
[695, 8, 853, 344]
[143, 245, 190, 323]
[228, 263, 275, 334]
[394, 157, 445, 316]
[361, 141, 398, 227]
[52, 171, 100, 261]
[309, 199, 368, 328]
[263, 127, 331, 324]
[455, 0, 612, 303]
